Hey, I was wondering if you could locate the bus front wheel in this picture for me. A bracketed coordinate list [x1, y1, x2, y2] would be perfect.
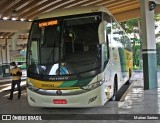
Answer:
[110, 75, 118, 101]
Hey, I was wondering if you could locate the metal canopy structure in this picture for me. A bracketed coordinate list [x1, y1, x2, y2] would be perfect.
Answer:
[0, 0, 159, 39]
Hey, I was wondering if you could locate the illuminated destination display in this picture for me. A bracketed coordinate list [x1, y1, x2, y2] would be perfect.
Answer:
[39, 20, 58, 27]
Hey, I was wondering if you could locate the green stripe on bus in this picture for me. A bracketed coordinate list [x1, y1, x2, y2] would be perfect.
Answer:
[58, 80, 78, 87]
[73, 77, 93, 87]
[118, 48, 127, 78]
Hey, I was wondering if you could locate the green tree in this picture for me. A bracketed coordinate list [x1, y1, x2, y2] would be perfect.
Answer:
[120, 19, 141, 69]
[122, 19, 139, 34]
[120, 15, 160, 69]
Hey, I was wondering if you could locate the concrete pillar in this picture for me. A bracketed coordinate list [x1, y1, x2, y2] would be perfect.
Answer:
[7, 40, 10, 63]
[0, 39, 11, 77]
[0, 46, 3, 77]
[140, 0, 157, 89]
[0, 46, 2, 64]
[2, 45, 7, 63]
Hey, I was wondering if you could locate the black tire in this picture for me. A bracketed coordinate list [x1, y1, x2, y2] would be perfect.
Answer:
[126, 69, 132, 85]
[110, 75, 118, 101]
[129, 69, 132, 79]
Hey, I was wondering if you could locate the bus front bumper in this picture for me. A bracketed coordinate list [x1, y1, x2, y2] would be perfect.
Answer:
[27, 85, 107, 108]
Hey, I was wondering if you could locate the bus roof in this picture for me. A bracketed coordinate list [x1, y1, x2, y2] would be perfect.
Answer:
[36, 6, 111, 20]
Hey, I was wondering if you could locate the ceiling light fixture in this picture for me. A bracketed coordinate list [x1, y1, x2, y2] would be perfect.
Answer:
[11, 17, 17, 21]
[3, 17, 8, 20]
[20, 18, 25, 21]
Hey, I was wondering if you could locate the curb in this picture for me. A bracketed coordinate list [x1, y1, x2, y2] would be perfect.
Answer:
[119, 80, 135, 102]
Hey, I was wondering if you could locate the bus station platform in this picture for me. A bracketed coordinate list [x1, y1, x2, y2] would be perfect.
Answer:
[0, 71, 160, 123]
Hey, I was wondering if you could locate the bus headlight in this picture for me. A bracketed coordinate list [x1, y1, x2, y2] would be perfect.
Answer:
[81, 80, 104, 90]
[27, 79, 39, 91]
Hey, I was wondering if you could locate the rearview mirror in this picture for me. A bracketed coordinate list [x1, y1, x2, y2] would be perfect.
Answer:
[98, 21, 107, 44]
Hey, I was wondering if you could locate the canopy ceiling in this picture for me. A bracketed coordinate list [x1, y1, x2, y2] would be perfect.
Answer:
[0, 0, 160, 39]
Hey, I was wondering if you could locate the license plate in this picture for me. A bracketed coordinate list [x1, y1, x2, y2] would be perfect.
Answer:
[53, 99, 67, 104]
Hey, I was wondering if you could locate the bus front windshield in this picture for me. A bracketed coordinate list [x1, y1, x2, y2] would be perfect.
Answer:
[27, 15, 101, 77]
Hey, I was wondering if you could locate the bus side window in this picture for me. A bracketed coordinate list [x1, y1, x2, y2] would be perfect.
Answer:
[102, 44, 108, 69]
[30, 41, 39, 64]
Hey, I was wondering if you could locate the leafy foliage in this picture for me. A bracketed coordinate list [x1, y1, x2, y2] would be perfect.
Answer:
[120, 19, 139, 33]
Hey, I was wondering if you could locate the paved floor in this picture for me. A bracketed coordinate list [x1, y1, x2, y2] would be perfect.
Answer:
[0, 72, 160, 123]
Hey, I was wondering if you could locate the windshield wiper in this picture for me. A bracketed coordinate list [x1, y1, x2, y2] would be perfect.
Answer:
[47, 49, 54, 63]
[67, 64, 81, 79]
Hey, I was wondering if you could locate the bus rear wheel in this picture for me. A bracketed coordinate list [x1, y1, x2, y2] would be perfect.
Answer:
[126, 69, 132, 85]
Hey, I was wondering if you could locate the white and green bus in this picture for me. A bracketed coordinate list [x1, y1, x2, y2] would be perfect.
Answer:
[26, 6, 133, 107]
